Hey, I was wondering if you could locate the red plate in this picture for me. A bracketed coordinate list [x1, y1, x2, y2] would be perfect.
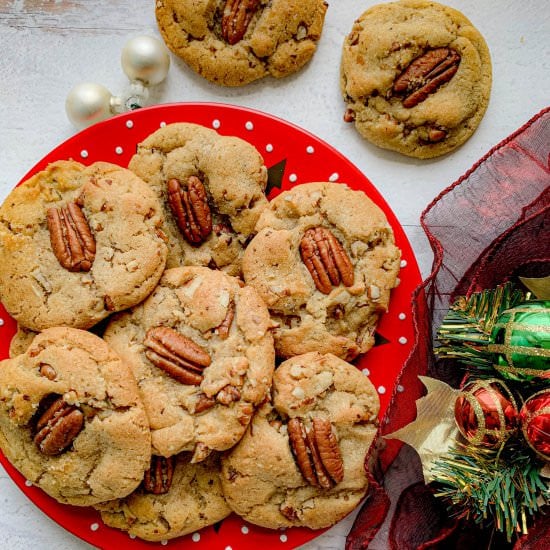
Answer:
[0, 103, 420, 549]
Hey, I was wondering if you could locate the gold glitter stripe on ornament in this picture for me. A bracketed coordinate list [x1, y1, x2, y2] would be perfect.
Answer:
[459, 379, 515, 447]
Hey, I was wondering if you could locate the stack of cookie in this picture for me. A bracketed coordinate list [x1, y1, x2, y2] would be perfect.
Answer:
[0, 121, 400, 541]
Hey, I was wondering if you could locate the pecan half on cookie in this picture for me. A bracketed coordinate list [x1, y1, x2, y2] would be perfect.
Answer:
[288, 417, 344, 489]
[47, 201, 96, 272]
[34, 396, 84, 456]
[392, 47, 461, 108]
[299, 227, 354, 294]
[222, 0, 261, 45]
[143, 455, 175, 494]
[167, 176, 212, 245]
[144, 327, 211, 385]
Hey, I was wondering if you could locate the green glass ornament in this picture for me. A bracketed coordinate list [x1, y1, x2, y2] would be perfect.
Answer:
[488, 300, 550, 381]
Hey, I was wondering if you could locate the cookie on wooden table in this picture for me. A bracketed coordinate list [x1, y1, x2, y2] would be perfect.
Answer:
[340, 0, 492, 158]
[242, 182, 401, 360]
[129, 122, 269, 276]
[0, 160, 167, 331]
[103, 266, 275, 461]
[96, 452, 230, 541]
[0, 327, 151, 506]
[155, 0, 328, 86]
[221, 351, 380, 529]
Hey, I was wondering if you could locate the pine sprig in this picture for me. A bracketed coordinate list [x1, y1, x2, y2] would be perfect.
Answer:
[435, 283, 527, 376]
[431, 441, 549, 541]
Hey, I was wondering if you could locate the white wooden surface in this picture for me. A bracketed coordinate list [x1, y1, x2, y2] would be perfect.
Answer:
[0, 1, 548, 549]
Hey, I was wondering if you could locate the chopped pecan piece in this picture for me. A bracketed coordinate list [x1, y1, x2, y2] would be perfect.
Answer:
[143, 455, 174, 494]
[216, 301, 235, 339]
[392, 47, 461, 108]
[39, 364, 57, 380]
[299, 227, 354, 294]
[288, 417, 344, 489]
[216, 385, 241, 406]
[34, 396, 84, 455]
[222, 0, 261, 45]
[144, 327, 211, 386]
[167, 176, 212, 245]
[195, 393, 217, 413]
[47, 202, 96, 272]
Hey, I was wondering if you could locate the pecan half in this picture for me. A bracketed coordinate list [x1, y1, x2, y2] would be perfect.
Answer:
[299, 227, 354, 294]
[393, 48, 460, 108]
[34, 396, 84, 456]
[288, 417, 343, 489]
[143, 455, 174, 494]
[144, 327, 211, 386]
[47, 202, 96, 272]
[167, 176, 212, 245]
[222, 0, 261, 45]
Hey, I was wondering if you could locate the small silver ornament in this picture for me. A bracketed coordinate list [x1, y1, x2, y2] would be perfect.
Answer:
[65, 82, 115, 130]
[121, 36, 170, 86]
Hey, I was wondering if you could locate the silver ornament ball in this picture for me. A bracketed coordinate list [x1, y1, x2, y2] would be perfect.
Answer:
[121, 36, 170, 86]
[65, 82, 115, 130]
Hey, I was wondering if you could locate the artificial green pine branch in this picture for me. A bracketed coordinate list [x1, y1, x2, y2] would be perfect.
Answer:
[435, 283, 527, 375]
[431, 441, 549, 542]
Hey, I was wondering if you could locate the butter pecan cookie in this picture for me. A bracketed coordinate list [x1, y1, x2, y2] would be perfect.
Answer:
[242, 182, 400, 360]
[96, 452, 230, 541]
[341, 0, 492, 158]
[155, 0, 328, 86]
[128, 123, 268, 276]
[221, 351, 380, 529]
[0, 160, 167, 331]
[103, 266, 275, 460]
[0, 327, 151, 506]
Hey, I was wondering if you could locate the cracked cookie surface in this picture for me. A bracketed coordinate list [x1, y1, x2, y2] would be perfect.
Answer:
[242, 182, 401, 360]
[96, 452, 230, 541]
[220, 352, 379, 529]
[103, 266, 275, 460]
[0, 160, 168, 331]
[340, 0, 492, 158]
[0, 327, 151, 506]
[155, 0, 328, 86]
[128, 123, 269, 276]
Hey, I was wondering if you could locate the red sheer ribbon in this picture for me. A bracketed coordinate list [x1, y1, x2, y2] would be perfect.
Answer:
[348, 107, 550, 548]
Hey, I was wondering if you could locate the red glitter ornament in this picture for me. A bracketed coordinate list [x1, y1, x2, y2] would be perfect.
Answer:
[519, 390, 550, 461]
[454, 379, 518, 447]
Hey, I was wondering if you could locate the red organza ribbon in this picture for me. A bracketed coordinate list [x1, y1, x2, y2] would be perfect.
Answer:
[348, 107, 550, 548]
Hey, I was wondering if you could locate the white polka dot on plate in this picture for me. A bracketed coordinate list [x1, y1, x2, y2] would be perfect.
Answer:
[397, 385, 405, 393]
[90, 523, 99, 532]
[329, 172, 339, 182]
[161, 541, 168, 546]
[0, 318, 4, 326]
[245, 121, 254, 131]
[280, 534, 288, 543]
[265, 144, 273, 152]
[129, 534, 136, 539]
[306, 145, 315, 154]
[160, 121, 166, 128]
[191, 533, 200, 542]
[362, 368, 370, 376]
[398, 313, 406, 320]
[212, 119, 221, 129]
[377, 386, 386, 395]
[225, 546, 233, 550]
[398, 336, 408, 345]
[115, 146, 123, 155]
[289, 174, 298, 183]
[400, 259, 408, 268]
[125, 120, 134, 129]
[25, 479, 32, 487]
[241, 525, 249, 534]
[80, 150, 89, 158]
